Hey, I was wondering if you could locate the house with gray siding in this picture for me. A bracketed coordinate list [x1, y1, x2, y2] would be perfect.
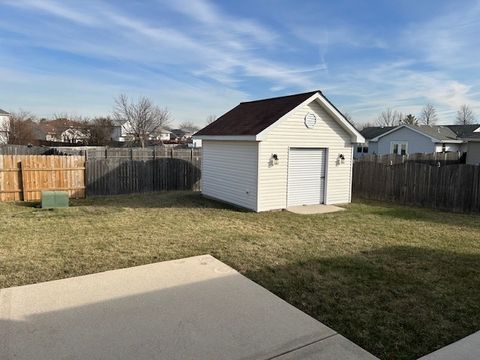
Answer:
[194, 90, 364, 212]
[357, 124, 480, 158]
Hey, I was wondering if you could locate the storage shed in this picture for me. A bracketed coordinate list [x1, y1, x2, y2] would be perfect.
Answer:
[194, 90, 365, 212]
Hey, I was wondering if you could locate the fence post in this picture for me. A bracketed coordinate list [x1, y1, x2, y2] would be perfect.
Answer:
[84, 152, 88, 197]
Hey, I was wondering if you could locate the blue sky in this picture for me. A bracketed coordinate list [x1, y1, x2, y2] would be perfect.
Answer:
[0, 0, 479, 126]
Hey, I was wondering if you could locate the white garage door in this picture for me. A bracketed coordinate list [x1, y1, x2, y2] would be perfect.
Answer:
[287, 148, 326, 206]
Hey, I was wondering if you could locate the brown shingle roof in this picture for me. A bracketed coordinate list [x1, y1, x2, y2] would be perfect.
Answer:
[38, 119, 84, 135]
[195, 90, 321, 136]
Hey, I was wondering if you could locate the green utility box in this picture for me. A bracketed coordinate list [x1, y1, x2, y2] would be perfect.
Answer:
[41, 191, 69, 209]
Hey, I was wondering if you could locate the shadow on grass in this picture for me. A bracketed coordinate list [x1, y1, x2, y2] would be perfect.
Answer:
[244, 245, 480, 360]
[70, 192, 247, 212]
[351, 198, 480, 229]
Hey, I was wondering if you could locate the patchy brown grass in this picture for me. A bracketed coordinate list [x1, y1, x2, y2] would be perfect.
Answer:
[0, 192, 479, 359]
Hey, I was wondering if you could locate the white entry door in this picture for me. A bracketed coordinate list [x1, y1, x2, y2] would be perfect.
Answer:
[287, 148, 326, 206]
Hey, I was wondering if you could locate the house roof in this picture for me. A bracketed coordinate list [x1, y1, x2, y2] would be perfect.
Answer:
[366, 124, 466, 142]
[170, 129, 187, 137]
[360, 126, 396, 140]
[409, 125, 458, 141]
[445, 124, 480, 138]
[112, 119, 127, 126]
[195, 90, 320, 136]
[38, 119, 85, 135]
[195, 90, 363, 142]
[0, 108, 10, 115]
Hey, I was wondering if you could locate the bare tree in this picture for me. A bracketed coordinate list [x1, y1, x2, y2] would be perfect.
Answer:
[355, 121, 375, 131]
[87, 117, 114, 146]
[456, 104, 476, 125]
[419, 104, 437, 125]
[376, 108, 403, 126]
[206, 114, 217, 125]
[113, 94, 170, 148]
[345, 113, 356, 129]
[400, 114, 419, 125]
[179, 121, 200, 133]
[0, 110, 37, 145]
[52, 112, 87, 123]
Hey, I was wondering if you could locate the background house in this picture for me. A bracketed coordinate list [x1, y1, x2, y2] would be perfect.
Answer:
[151, 129, 171, 142]
[465, 129, 480, 165]
[111, 120, 132, 142]
[169, 129, 190, 141]
[195, 90, 364, 212]
[0, 109, 10, 144]
[357, 124, 480, 158]
[355, 126, 395, 158]
[37, 119, 89, 144]
[111, 120, 171, 143]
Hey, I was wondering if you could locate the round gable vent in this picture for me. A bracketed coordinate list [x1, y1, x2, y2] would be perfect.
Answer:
[304, 113, 317, 129]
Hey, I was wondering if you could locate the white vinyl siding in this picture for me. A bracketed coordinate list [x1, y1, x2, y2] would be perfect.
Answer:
[257, 100, 353, 211]
[287, 148, 326, 206]
[434, 143, 462, 153]
[202, 141, 258, 211]
[0, 115, 9, 144]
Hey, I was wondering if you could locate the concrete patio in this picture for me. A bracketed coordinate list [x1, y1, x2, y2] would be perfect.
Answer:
[286, 204, 346, 215]
[0, 255, 376, 360]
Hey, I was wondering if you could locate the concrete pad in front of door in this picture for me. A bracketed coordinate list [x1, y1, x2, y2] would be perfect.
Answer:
[287, 204, 346, 215]
[0, 255, 377, 360]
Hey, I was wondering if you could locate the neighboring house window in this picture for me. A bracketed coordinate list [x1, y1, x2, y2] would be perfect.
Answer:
[391, 141, 408, 155]
[357, 144, 369, 153]
[442, 143, 447, 152]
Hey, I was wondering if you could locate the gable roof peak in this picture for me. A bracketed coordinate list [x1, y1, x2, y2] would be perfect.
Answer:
[239, 90, 322, 105]
[195, 90, 363, 142]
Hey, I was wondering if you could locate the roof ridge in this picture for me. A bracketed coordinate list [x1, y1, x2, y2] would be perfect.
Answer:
[240, 90, 321, 104]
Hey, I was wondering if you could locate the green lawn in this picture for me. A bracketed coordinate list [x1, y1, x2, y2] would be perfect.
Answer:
[0, 192, 479, 359]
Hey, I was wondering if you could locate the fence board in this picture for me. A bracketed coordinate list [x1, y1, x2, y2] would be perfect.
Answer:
[0, 155, 86, 201]
[353, 161, 480, 213]
[358, 152, 465, 166]
[86, 149, 202, 196]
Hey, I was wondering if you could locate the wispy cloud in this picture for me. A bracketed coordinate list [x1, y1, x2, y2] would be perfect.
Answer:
[0, 0, 479, 125]
[402, 1, 480, 69]
[162, 0, 278, 45]
[4, 0, 98, 26]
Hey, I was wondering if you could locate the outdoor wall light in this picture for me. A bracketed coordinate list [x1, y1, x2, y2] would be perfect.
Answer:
[272, 154, 279, 165]
[338, 154, 345, 164]
[269, 154, 279, 167]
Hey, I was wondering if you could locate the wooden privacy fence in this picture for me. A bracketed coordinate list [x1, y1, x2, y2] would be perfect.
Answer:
[353, 161, 480, 213]
[86, 149, 201, 196]
[358, 152, 465, 166]
[0, 149, 201, 201]
[0, 155, 86, 201]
